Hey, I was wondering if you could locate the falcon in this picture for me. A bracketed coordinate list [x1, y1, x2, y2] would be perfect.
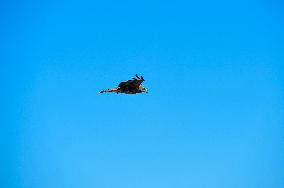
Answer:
[99, 74, 148, 94]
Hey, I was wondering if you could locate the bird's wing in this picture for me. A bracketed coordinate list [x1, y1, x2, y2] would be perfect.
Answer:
[118, 75, 145, 90]
[118, 81, 127, 88]
[126, 79, 144, 88]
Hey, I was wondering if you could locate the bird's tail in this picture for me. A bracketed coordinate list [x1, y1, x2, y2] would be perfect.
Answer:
[98, 87, 119, 94]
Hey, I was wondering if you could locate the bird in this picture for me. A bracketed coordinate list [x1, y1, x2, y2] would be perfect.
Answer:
[99, 74, 148, 94]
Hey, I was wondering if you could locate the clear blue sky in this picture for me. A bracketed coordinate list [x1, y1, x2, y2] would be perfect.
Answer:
[1, 0, 284, 187]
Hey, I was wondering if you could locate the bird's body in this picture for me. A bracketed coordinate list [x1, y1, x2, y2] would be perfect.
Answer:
[99, 74, 148, 94]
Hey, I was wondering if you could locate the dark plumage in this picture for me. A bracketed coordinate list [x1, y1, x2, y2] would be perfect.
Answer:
[99, 74, 148, 94]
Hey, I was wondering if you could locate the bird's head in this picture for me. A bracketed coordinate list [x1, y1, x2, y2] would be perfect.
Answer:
[139, 85, 148, 93]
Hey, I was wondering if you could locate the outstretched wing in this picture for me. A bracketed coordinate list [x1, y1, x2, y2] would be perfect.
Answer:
[118, 74, 145, 90]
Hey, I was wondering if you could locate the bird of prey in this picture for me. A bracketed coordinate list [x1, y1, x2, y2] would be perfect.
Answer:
[99, 74, 148, 94]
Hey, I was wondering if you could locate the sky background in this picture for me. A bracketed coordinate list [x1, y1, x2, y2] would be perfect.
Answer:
[1, 0, 284, 188]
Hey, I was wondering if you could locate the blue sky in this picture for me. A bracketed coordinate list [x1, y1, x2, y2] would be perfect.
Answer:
[1, 0, 284, 188]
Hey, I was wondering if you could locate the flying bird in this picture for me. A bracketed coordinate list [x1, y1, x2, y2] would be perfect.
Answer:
[99, 74, 148, 94]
